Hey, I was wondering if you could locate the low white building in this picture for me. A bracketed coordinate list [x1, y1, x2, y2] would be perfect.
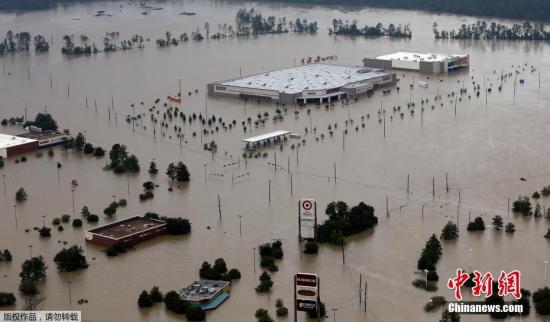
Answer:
[363, 52, 469, 74]
[0, 133, 39, 158]
[208, 63, 396, 105]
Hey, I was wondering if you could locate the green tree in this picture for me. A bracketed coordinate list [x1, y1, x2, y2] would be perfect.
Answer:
[72, 218, 83, 227]
[15, 187, 27, 202]
[73, 132, 85, 151]
[123, 155, 140, 173]
[186, 305, 206, 321]
[505, 222, 516, 233]
[149, 161, 158, 175]
[20, 256, 47, 282]
[167, 162, 190, 182]
[440, 221, 459, 240]
[25, 113, 58, 131]
[137, 290, 153, 308]
[53, 245, 88, 272]
[492, 215, 503, 230]
[256, 272, 273, 293]
[467, 217, 485, 231]
[213, 258, 228, 274]
[163, 291, 188, 314]
[150, 286, 163, 302]
[512, 196, 532, 215]
[303, 240, 319, 254]
[439, 309, 460, 322]
[19, 279, 37, 295]
[0, 292, 16, 306]
[161, 217, 191, 235]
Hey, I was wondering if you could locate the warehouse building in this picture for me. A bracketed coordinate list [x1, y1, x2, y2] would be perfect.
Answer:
[18, 130, 70, 148]
[208, 64, 396, 105]
[0, 133, 39, 158]
[85, 216, 167, 246]
[363, 52, 469, 74]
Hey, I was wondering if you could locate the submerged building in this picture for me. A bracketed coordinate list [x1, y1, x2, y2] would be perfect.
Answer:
[0, 133, 39, 158]
[178, 280, 231, 310]
[363, 52, 469, 74]
[208, 63, 396, 105]
[85, 216, 167, 246]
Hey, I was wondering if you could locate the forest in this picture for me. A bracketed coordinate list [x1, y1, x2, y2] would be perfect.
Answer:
[2, 0, 550, 22]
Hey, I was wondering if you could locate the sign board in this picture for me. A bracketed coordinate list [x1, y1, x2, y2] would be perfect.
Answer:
[296, 299, 317, 311]
[299, 199, 317, 240]
[295, 273, 319, 312]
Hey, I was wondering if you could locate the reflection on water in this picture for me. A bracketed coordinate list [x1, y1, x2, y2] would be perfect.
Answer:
[1, 1, 550, 321]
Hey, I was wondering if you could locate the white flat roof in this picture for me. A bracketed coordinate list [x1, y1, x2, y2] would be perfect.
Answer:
[242, 130, 291, 143]
[221, 64, 389, 95]
[0, 133, 37, 149]
[376, 52, 467, 62]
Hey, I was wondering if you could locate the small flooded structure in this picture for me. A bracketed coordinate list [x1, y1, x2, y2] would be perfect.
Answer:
[208, 64, 396, 104]
[242, 130, 290, 150]
[364, 52, 470, 73]
[18, 130, 70, 148]
[85, 216, 167, 246]
[0, 133, 39, 158]
[178, 280, 231, 310]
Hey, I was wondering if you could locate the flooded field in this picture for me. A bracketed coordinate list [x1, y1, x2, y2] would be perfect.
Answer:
[1, 1, 550, 321]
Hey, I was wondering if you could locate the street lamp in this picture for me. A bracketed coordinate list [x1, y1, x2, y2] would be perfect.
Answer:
[238, 215, 243, 236]
[545, 260, 548, 285]
[13, 205, 17, 229]
[70, 188, 75, 216]
[331, 308, 338, 322]
[28, 245, 32, 259]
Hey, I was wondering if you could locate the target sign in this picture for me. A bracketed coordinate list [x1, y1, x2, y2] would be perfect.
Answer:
[299, 199, 316, 239]
[302, 200, 313, 210]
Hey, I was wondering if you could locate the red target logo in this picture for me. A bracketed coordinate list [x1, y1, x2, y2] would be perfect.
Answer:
[302, 200, 313, 210]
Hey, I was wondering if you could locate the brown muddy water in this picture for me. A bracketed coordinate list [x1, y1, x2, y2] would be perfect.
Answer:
[1, 1, 550, 321]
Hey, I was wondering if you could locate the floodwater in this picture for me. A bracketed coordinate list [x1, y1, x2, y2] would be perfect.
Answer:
[1, 1, 550, 321]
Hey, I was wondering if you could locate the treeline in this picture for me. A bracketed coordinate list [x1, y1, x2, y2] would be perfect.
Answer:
[61, 32, 144, 56]
[236, 8, 318, 35]
[329, 19, 411, 38]
[434, 21, 550, 40]
[243, 0, 550, 22]
[3, 0, 550, 21]
[0, 31, 49, 55]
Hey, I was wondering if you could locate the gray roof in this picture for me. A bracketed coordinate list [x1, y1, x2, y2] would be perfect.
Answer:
[221, 64, 388, 95]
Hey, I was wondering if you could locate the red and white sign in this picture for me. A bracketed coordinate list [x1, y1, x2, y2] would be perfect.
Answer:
[295, 273, 319, 312]
[299, 199, 316, 239]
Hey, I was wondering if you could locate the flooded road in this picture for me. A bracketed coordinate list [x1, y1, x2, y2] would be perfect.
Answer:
[1, 1, 550, 321]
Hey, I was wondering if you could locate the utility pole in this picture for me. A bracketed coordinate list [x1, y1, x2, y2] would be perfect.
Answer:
[238, 215, 242, 236]
[218, 194, 222, 220]
[364, 281, 368, 312]
[333, 162, 336, 183]
[70, 188, 75, 216]
[446, 172, 449, 192]
[268, 179, 271, 204]
[66, 279, 72, 305]
[386, 196, 389, 217]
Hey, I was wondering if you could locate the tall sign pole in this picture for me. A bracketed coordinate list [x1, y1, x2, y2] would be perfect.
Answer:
[295, 273, 320, 321]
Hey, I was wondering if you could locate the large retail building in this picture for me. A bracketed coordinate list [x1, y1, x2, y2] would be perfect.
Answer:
[363, 52, 469, 74]
[208, 64, 396, 105]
